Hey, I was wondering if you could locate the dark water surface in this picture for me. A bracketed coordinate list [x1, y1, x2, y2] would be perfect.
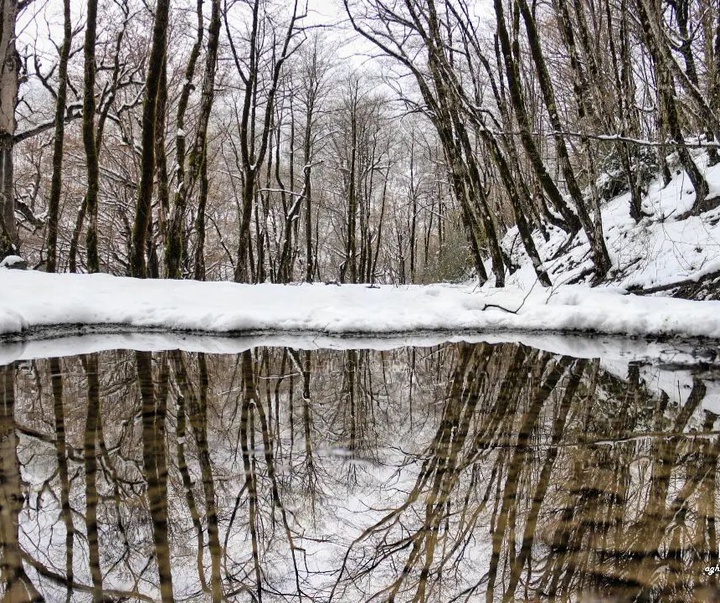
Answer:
[1, 341, 720, 602]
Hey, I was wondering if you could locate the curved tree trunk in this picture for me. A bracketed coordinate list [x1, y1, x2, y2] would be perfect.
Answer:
[483, 131, 552, 286]
[515, 0, 611, 280]
[493, 0, 583, 236]
[636, 0, 710, 216]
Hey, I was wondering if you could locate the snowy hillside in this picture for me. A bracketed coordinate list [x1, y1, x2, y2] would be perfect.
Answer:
[500, 151, 720, 298]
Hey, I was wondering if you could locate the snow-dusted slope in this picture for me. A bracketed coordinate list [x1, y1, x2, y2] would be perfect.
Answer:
[501, 151, 720, 295]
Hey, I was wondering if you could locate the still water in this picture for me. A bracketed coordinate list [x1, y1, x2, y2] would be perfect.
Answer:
[0, 340, 719, 602]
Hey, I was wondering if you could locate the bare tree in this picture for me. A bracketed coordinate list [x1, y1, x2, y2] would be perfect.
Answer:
[68, 0, 139, 273]
[46, 0, 73, 272]
[225, 0, 305, 283]
[164, 0, 222, 279]
[298, 36, 331, 282]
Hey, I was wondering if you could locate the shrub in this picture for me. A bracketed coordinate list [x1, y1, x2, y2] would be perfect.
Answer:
[418, 221, 474, 283]
[597, 146, 658, 201]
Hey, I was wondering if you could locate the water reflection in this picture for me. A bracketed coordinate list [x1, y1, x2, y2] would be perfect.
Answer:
[2, 342, 720, 601]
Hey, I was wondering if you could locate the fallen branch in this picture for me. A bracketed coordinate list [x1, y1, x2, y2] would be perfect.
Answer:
[627, 267, 720, 297]
[483, 302, 518, 314]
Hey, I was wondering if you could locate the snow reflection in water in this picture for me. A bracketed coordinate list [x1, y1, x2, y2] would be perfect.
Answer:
[1, 341, 720, 602]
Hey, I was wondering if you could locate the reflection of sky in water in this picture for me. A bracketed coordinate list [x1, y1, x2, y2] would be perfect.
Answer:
[3, 341, 720, 601]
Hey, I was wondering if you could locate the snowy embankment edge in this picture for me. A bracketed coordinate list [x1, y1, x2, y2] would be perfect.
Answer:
[2, 270, 720, 341]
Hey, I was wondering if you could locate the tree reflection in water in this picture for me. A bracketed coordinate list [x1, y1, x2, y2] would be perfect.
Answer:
[1, 341, 719, 601]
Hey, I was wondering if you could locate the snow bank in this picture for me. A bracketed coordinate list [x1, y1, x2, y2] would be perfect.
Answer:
[1, 269, 719, 342]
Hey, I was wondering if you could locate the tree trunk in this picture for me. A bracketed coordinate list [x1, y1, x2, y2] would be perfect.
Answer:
[483, 131, 552, 286]
[136, 352, 174, 603]
[0, 0, 19, 258]
[671, 0, 699, 86]
[49, 357, 75, 598]
[638, 0, 720, 147]
[83, 0, 100, 272]
[131, 0, 170, 277]
[636, 0, 710, 215]
[193, 146, 208, 280]
[234, 174, 257, 282]
[190, 0, 221, 280]
[154, 56, 170, 272]
[605, 0, 644, 221]
[303, 112, 314, 282]
[0, 365, 43, 602]
[515, 0, 611, 280]
[69, 7, 128, 273]
[165, 0, 204, 279]
[493, 0, 582, 235]
[709, 6, 720, 166]
[346, 107, 358, 283]
[82, 354, 103, 602]
[46, 0, 72, 272]
[228, 0, 302, 283]
[455, 117, 505, 286]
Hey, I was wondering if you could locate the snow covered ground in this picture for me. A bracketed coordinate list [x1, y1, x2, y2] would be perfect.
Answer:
[1, 268, 720, 344]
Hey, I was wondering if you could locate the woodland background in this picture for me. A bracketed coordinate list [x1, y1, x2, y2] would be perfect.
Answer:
[0, 0, 718, 288]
